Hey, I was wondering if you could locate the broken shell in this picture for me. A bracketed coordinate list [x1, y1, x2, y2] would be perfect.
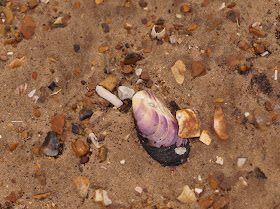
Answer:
[96, 85, 123, 108]
[15, 83, 27, 96]
[171, 60, 186, 84]
[151, 25, 166, 39]
[199, 130, 212, 145]
[132, 90, 190, 166]
[8, 56, 27, 69]
[176, 109, 200, 138]
[213, 105, 229, 140]
[177, 185, 197, 203]
[95, 189, 112, 206]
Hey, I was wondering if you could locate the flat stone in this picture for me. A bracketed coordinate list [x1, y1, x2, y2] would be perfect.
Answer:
[79, 109, 93, 121]
[225, 54, 243, 66]
[118, 86, 135, 100]
[181, 4, 191, 13]
[41, 131, 60, 157]
[29, 0, 39, 9]
[98, 46, 109, 53]
[123, 65, 133, 74]
[191, 61, 206, 77]
[51, 113, 65, 136]
[20, 15, 36, 39]
[237, 40, 250, 51]
[72, 176, 90, 198]
[249, 27, 265, 37]
[213, 197, 229, 209]
[123, 53, 143, 65]
[99, 75, 118, 92]
[72, 140, 89, 157]
[140, 71, 150, 80]
[209, 175, 219, 190]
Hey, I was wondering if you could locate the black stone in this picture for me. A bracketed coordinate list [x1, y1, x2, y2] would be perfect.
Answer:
[123, 53, 143, 65]
[48, 82, 57, 91]
[79, 109, 93, 121]
[80, 156, 89, 164]
[73, 44, 80, 52]
[72, 124, 84, 135]
[139, 0, 147, 7]
[101, 23, 110, 33]
[41, 132, 60, 157]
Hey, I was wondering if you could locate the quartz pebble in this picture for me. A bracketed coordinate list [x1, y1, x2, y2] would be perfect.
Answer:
[95, 189, 112, 206]
[118, 86, 135, 100]
[177, 185, 197, 203]
[216, 156, 224, 165]
[41, 131, 60, 157]
[135, 68, 142, 76]
[175, 147, 187, 155]
[79, 109, 93, 121]
[71, 140, 89, 157]
[135, 186, 143, 194]
[169, 34, 178, 44]
[199, 130, 212, 145]
[72, 176, 90, 198]
[171, 60, 186, 84]
[96, 86, 123, 108]
[254, 108, 271, 130]
[176, 109, 200, 138]
[237, 158, 246, 167]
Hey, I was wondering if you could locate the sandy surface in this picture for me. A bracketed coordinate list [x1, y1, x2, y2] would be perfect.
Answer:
[1, 0, 280, 208]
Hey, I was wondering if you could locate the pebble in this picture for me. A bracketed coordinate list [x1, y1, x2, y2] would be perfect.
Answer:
[198, 198, 214, 209]
[32, 72, 38, 80]
[79, 109, 93, 121]
[135, 68, 142, 76]
[95, 0, 104, 5]
[237, 40, 249, 51]
[123, 65, 133, 74]
[171, 60, 186, 84]
[169, 34, 178, 44]
[187, 24, 198, 31]
[249, 27, 265, 37]
[8, 56, 27, 69]
[139, 0, 147, 7]
[244, 112, 250, 117]
[20, 15, 36, 39]
[0, 55, 8, 61]
[254, 43, 265, 54]
[135, 186, 143, 194]
[216, 156, 224, 165]
[177, 185, 197, 203]
[89, 111, 103, 124]
[118, 86, 135, 100]
[34, 109, 41, 117]
[140, 71, 150, 80]
[199, 130, 212, 145]
[48, 82, 57, 91]
[213, 197, 229, 209]
[120, 159, 125, 164]
[254, 108, 271, 130]
[72, 140, 89, 157]
[143, 48, 151, 53]
[96, 86, 123, 108]
[237, 158, 246, 167]
[191, 61, 206, 77]
[176, 109, 200, 138]
[9, 143, 18, 151]
[29, 0, 39, 9]
[98, 46, 109, 53]
[99, 75, 118, 92]
[98, 146, 108, 161]
[3, 7, 13, 24]
[208, 175, 219, 190]
[32, 147, 40, 155]
[101, 23, 110, 33]
[72, 176, 90, 198]
[41, 131, 60, 157]
[80, 156, 89, 164]
[225, 54, 243, 66]
[213, 105, 229, 140]
[72, 124, 84, 135]
[73, 44, 80, 52]
[181, 4, 191, 13]
[194, 188, 203, 194]
[95, 189, 112, 206]
[124, 22, 133, 30]
[51, 113, 65, 136]
[265, 101, 273, 111]
[123, 53, 143, 65]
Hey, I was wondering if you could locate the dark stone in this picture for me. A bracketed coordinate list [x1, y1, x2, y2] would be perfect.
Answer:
[72, 124, 84, 134]
[155, 18, 165, 25]
[254, 167, 267, 179]
[41, 132, 60, 157]
[125, 43, 130, 48]
[139, 0, 147, 7]
[141, 18, 147, 24]
[80, 156, 89, 164]
[123, 53, 143, 65]
[73, 44, 80, 52]
[79, 109, 93, 121]
[0, 0, 6, 6]
[48, 82, 57, 91]
[101, 23, 110, 33]
[169, 101, 180, 115]
[81, 80, 86, 85]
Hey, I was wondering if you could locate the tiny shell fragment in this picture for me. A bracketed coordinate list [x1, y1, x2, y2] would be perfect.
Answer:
[171, 60, 186, 84]
[151, 25, 166, 39]
[8, 56, 27, 69]
[15, 83, 27, 96]
[213, 105, 229, 140]
[176, 109, 200, 138]
[32, 192, 51, 199]
[199, 130, 211, 145]
[72, 176, 90, 198]
[96, 86, 123, 108]
[177, 185, 197, 203]
[95, 189, 112, 206]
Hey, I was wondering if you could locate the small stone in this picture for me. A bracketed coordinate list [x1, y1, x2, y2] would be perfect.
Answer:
[20, 15, 36, 39]
[51, 113, 65, 136]
[9, 143, 18, 151]
[213, 197, 229, 209]
[0, 25, 5, 35]
[187, 24, 198, 31]
[270, 112, 277, 120]
[72, 176, 90, 198]
[140, 71, 150, 80]
[48, 82, 57, 91]
[98, 46, 109, 53]
[238, 40, 250, 51]
[177, 185, 197, 203]
[83, 97, 93, 108]
[0, 55, 8, 61]
[171, 60, 186, 84]
[198, 198, 214, 209]
[191, 61, 206, 77]
[32, 193, 51, 200]
[74, 1, 81, 8]
[237, 158, 246, 167]
[249, 27, 265, 37]
[72, 140, 89, 157]
[265, 101, 273, 111]
[32, 72, 38, 80]
[89, 111, 103, 124]
[98, 146, 108, 161]
[21, 5, 28, 13]
[139, 0, 147, 7]
[135, 186, 143, 194]
[208, 175, 219, 190]
[216, 156, 224, 165]
[143, 48, 151, 53]
[181, 4, 191, 13]
[95, 0, 104, 5]
[239, 65, 247, 72]
[41, 132, 60, 157]
[79, 109, 93, 121]
[73, 44, 80, 52]
[254, 108, 271, 130]
[225, 54, 244, 66]
[226, 10, 240, 23]
[72, 124, 84, 135]
[99, 75, 118, 91]
[52, 17, 68, 28]
[176, 109, 200, 138]
[123, 53, 143, 65]
[95, 189, 112, 206]
[199, 130, 212, 145]
[123, 65, 133, 74]
[118, 86, 135, 100]
[35, 171, 46, 186]
[80, 156, 89, 164]
[33, 109, 41, 117]
[141, 18, 147, 24]
[32, 147, 40, 155]
[29, 0, 39, 9]
[8, 56, 27, 69]
[255, 43, 265, 54]
[227, 2, 236, 8]
[101, 23, 110, 33]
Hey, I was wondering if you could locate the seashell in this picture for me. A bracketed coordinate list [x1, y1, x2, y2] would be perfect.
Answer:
[176, 109, 200, 138]
[15, 83, 27, 96]
[151, 25, 166, 39]
[171, 60, 186, 84]
[118, 86, 135, 100]
[177, 185, 197, 203]
[96, 85, 123, 108]
[132, 90, 190, 166]
[213, 105, 229, 140]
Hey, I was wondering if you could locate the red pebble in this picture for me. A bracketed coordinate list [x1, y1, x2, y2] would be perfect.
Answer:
[32, 72, 37, 80]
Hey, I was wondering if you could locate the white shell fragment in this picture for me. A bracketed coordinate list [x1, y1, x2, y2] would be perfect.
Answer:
[135, 186, 143, 194]
[89, 133, 101, 148]
[177, 185, 197, 203]
[15, 83, 27, 96]
[176, 109, 200, 138]
[96, 85, 123, 108]
[216, 156, 224, 165]
[194, 188, 203, 194]
[95, 189, 112, 206]
[28, 89, 36, 98]
[169, 34, 178, 44]
[118, 86, 135, 100]
[237, 158, 247, 167]
[199, 130, 212, 145]
[171, 60, 187, 85]
[239, 177, 248, 186]
[175, 147, 187, 155]
[135, 68, 142, 76]
[40, 0, 49, 3]
[120, 159, 126, 164]
[151, 25, 166, 39]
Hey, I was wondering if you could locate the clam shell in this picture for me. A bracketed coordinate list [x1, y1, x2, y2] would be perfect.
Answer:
[132, 90, 190, 166]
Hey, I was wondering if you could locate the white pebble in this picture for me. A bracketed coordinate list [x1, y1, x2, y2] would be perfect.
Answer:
[40, 0, 49, 3]
[89, 133, 101, 148]
[216, 156, 224, 165]
[244, 112, 250, 117]
[274, 70, 278, 81]
[260, 51, 269, 57]
[96, 85, 123, 108]
[237, 158, 247, 167]
[7, 52, 13, 56]
[135, 186, 143, 194]
[135, 68, 142, 76]
[28, 89, 36, 98]
[198, 175, 202, 181]
[194, 188, 203, 194]
[175, 147, 187, 155]
[217, 2, 226, 11]
[117, 86, 135, 100]
[175, 14, 182, 19]
[0, 135, 2, 138]
[120, 159, 125, 164]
